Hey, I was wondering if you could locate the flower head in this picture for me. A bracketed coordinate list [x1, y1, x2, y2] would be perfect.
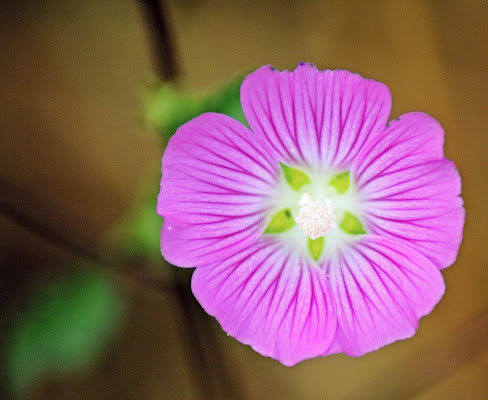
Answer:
[157, 64, 464, 366]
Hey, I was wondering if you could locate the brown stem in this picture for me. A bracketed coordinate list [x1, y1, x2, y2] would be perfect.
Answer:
[0, 192, 175, 297]
[139, 0, 180, 81]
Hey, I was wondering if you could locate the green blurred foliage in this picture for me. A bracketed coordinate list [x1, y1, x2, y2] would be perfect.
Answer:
[143, 72, 249, 139]
[105, 184, 163, 263]
[4, 270, 124, 395]
[127, 193, 161, 259]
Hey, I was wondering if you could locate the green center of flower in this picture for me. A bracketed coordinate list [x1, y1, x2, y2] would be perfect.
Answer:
[263, 163, 367, 262]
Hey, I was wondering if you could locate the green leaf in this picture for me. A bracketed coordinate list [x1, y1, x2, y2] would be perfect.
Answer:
[329, 171, 350, 194]
[143, 72, 249, 139]
[308, 236, 325, 261]
[4, 270, 124, 394]
[264, 208, 295, 234]
[339, 212, 366, 235]
[280, 163, 311, 191]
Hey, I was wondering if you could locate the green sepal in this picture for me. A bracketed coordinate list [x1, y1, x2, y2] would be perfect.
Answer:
[329, 171, 350, 194]
[308, 236, 325, 261]
[264, 208, 295, 234]
[143, 72, 249, 139]
[339, 212, 366, 235]
[280, 163, 311, 191]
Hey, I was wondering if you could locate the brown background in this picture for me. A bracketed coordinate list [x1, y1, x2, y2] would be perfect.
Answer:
[1, 0, 487, 399]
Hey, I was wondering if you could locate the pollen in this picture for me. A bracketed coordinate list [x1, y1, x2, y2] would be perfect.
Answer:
[295, 193, 337, 239]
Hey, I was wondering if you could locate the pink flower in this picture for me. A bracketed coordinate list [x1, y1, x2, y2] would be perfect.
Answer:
[157, 64, 464, 366]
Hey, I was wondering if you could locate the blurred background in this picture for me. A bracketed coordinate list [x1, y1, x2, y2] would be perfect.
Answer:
[1, 0, 487, 399]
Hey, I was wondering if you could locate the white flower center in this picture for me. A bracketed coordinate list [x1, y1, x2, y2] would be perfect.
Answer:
[295, 193, 337, 239]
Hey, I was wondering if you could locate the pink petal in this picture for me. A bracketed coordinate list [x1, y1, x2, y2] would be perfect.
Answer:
[352, 113, 465, 269]
[323, 235, 445, 357]
[241, 63, 391, 169]
[192, 238, 337, 366]
[157, 113, 278, 267]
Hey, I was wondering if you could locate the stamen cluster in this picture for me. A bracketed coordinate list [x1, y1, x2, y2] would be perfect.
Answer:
[295, 193, 337, 239]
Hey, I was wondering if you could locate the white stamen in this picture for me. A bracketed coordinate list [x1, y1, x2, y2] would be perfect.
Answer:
[295, 193, 337, 239]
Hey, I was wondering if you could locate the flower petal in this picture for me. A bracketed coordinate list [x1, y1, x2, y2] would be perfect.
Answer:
[192, 238, 337, 366]
[241, 63, 391, 168]
[158, 113, 278, 267]
[352, 113, 465, 269]
[323, 235, 444, 357]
